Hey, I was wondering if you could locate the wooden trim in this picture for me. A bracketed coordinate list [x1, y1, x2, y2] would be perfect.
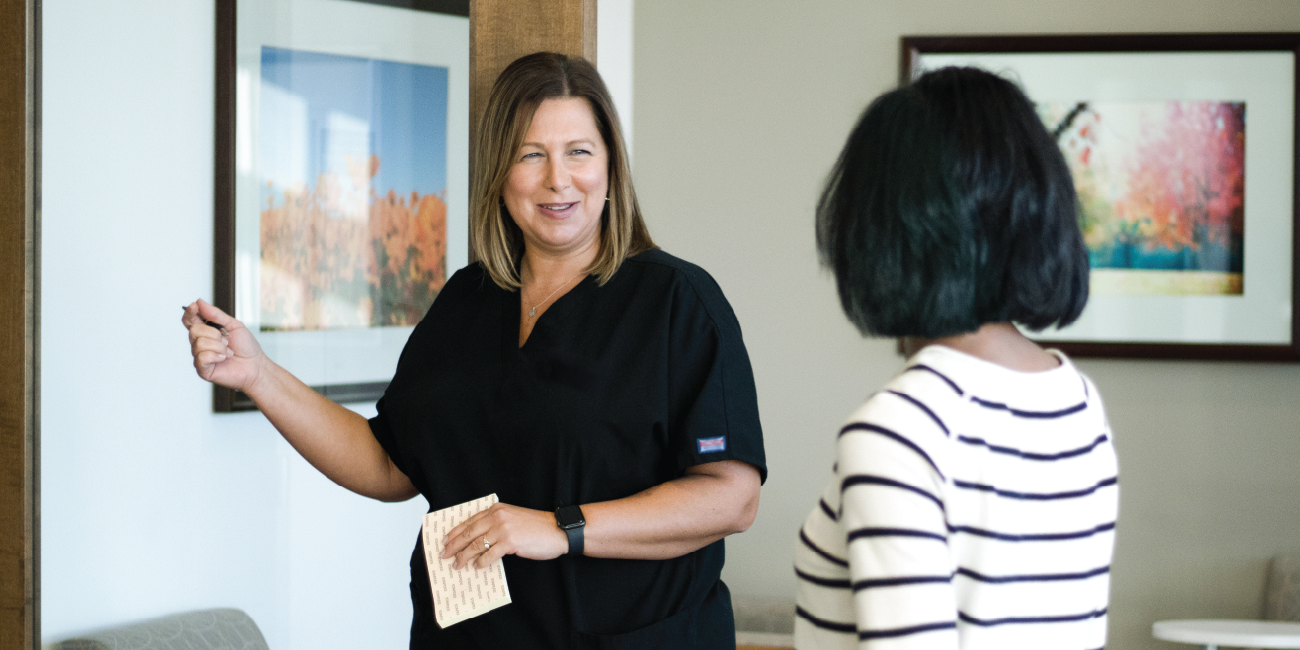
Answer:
[0, 0, 38, 646]
[221, 382, 390, 413]
[468, 0, 597, 234]
[212, 0, 236, 412]
[902, 32, 1300, 54]
[469, 0, 597, 133]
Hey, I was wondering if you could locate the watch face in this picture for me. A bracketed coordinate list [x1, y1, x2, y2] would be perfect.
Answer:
[557, 506, 585, 529]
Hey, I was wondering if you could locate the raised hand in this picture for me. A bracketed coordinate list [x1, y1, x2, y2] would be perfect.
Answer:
[181, 298, 267, 393]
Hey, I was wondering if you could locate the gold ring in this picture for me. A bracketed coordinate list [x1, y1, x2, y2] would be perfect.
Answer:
[483, 537, 490, 551]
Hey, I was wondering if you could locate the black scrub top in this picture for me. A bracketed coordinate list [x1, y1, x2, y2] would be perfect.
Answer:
[369, 248, 767, 650]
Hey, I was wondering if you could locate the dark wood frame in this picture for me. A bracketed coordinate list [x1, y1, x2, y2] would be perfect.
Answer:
[0, 0, 38, 645]
[902, 33, 1300, 362]
[213, 0, 470, 412]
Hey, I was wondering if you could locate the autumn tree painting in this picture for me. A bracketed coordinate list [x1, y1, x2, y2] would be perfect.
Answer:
[259, 154, 446, 331]
[258, 46, 450, 331]
[1042, 100, 1246, 295]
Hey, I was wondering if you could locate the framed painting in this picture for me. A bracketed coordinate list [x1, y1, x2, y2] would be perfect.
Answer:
[215, 0, 470, 411]
[903, 33, 1300, 361]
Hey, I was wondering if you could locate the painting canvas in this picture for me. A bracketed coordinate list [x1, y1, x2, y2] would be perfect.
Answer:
[908, 36, 1297, 359]
[258, 47, 450, 332]
[1042, 100, 1246, 296]
[216, 0, 469, 410]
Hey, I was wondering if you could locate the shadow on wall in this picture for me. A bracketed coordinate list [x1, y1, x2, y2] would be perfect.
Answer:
[1266, 554, 1300, 621]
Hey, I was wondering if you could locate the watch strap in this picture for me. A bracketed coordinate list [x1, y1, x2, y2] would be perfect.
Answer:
[555, 505, 585, 556]
[563, 523, 584, 556]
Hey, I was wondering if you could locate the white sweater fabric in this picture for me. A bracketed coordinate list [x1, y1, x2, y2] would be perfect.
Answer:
[794, 345, 1118, 650]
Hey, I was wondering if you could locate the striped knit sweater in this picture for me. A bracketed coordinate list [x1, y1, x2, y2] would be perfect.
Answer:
[794, 345, 1117, 650]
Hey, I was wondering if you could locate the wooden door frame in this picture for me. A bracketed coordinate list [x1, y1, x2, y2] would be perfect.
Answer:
[468, 0, 597, 197]
[0, 0, 38, 647]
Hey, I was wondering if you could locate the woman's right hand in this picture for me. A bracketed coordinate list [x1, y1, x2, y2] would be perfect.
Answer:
[182, 298, 266, 393]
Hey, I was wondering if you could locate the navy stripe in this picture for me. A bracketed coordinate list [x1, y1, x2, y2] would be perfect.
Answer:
[957, 433, 1109, 461]
[795, 568, 851, 589]
[854, 574, 952, 590]
[800, 528, 848, 567]
[885, 390, 951, 436]
[843, 474, 945, 511]
[839, 423, 945, 481]
[956, 565, 1110, 583]
[818, 498, 838, 522]
[905, 364, 964, 395]
[953, 476, 1118, 501]
[958, 608, 1107, 627]
[849, 527, 947, 543]
[948, 521, 1115, 542]
[860, 620, 958, 640]
[795, 606, 856, 633]
[970, 395, 1088, 419]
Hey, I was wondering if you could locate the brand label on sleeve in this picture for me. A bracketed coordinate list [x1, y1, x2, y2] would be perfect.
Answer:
[697, 436, 727, 453]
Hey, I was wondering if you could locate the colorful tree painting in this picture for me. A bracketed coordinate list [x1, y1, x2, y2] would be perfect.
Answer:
[257, 46, 449, 331]
[260, 154, 447, 331]
[1042, 100, 1246, 295]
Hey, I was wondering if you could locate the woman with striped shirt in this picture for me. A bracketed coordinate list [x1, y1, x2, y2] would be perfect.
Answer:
[795, 67, 1118, 649]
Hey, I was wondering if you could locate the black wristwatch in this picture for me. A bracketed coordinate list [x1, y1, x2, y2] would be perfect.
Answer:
[555, 505, 585, 556]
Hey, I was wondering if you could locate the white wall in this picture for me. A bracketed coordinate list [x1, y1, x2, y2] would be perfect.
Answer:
[40, 1, 638, 648]
[40, 2, 435, 648]
[632, 2, 1300, 650]
[597, 0, 634, 160]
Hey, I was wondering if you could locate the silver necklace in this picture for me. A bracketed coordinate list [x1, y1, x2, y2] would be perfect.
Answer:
[525, 272, 584, 319]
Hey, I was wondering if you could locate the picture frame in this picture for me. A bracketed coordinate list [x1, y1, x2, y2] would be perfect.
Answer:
[215, 0, 470, 411]
[902, 33, 1300, 361]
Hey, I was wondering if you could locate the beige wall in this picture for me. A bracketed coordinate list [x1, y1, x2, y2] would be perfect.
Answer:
[632, 2, 1300, 649]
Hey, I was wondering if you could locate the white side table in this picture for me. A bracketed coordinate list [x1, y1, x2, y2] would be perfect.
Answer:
[1153, 619, 1300, 650]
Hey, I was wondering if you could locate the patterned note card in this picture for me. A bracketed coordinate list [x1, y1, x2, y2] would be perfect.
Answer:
[421, 493, 513, 628]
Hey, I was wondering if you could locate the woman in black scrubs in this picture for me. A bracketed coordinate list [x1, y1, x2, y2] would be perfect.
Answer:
[182, 52, 766, 649]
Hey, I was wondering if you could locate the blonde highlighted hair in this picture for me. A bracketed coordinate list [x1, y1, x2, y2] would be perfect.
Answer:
[471, 52, 655, 289]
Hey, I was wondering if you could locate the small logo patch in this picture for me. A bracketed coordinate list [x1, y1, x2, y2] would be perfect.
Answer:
[697, 436, 727, 454]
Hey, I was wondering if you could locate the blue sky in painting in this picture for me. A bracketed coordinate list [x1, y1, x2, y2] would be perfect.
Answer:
[258, 46, 448, 207]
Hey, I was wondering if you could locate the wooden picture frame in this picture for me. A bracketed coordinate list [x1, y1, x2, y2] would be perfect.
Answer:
[214, 0, 470, 411]
[902, 33, 1300, 361]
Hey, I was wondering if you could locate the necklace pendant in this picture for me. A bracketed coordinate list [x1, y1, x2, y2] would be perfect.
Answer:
[528, 307, 537, 317]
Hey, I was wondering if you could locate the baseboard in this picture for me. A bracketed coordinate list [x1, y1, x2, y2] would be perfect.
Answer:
[736, 630, 795, 647]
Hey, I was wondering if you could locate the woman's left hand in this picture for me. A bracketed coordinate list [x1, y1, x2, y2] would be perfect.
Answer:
[442, 503, 569, 570]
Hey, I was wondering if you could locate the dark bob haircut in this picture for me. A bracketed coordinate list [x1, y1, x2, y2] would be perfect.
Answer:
[815, 66, 1089, 339]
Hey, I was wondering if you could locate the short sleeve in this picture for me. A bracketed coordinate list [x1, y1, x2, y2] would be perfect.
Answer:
[368, 396, 411, 483]
[666, 270, 767, 483]
[363, 263, 480, 495]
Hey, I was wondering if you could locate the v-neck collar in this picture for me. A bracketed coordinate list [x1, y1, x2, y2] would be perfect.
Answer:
[504, 274, 594, 353]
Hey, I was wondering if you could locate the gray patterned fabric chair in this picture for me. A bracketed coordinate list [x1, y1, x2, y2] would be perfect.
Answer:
[52, 608, 269, 650]
[1264, 554, 1300, 622]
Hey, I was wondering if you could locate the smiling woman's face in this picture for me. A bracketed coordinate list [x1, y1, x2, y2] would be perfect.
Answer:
[502, 97, 610, 262]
